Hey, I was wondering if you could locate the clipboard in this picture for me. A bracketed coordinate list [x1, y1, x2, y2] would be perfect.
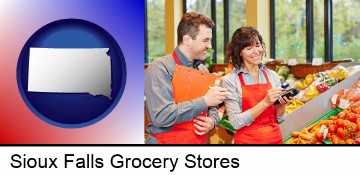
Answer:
[172, 65, 216, 102]
[172, 65, 216, 130]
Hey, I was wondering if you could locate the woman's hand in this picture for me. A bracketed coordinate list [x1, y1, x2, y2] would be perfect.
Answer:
[276, 96, 292, 108]
[275, 96, 293, 117]
[263, 88, 283, 106]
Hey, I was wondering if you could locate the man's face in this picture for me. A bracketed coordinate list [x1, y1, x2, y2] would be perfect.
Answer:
[188, 25, 212, 60]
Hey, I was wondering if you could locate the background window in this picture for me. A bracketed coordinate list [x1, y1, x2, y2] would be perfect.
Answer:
[275, 0, 306, 63]
[333, 0, 360, 62]
[313, 0, 325, 61]
[185, 0, 246, 64]
[146, 0, 165, 63]
[216, 0, 224, 63]
[229, 0, 246, 36]
[186, 0, 211, 17]
[145, 0, 247, 64]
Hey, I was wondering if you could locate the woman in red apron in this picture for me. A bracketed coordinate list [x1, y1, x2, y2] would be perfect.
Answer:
[222, 26, 291, 144]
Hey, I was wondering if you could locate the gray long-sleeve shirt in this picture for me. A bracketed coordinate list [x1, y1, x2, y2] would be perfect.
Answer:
[144, 47, 219, 137]
[221, 64, 286, 130]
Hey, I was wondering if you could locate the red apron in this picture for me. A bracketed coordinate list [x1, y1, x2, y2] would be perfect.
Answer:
[151, 51, 207, 144]
[234, 70, 283, 144]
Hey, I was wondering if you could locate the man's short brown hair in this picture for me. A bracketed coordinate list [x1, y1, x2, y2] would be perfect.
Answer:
[177, 12, 215, 45]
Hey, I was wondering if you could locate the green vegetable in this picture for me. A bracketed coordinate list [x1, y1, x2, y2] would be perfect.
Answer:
[325, 78, 337, 86]
[277, 66, 290, 79]
[320, 76, 329, 82]
[279, 75, 285, 83]
[275, 65, 281, 73]
[316, 72, 324, 78]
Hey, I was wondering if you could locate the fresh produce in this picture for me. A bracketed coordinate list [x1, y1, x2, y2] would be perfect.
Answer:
[331, 80, 360, 109]
[316, 82, 329, 93]
[315, 132, 324, 141]
[276, 66, 290, 78]
[294, 74, 316, 90]
[295, 81, 308, 90]
[286, 108, 360, 144]
[337, 66, 349, 81]
[276, 66, 290, 83]
[316, 72, 327, 82]
[356, 138, 360, 144]
[324, 78, 337, 86]
[326, 110, 360, 144]
[350, 102, 360, 114]
[285, 99, 304, 115]
[305, 88, 319, 101]
[328, 70, 337, 79]
[285, 120, 331, 144]
[279, 75, 285, 83]
[304, 74, 315, 85]
[346, 112, 357, 123]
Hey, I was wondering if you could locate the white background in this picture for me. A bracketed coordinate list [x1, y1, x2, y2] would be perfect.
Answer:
[0, 146, 359, 174]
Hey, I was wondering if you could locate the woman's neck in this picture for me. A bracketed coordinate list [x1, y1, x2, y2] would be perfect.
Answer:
[242, 64, 259, 74]
[243, 64, 260, 83]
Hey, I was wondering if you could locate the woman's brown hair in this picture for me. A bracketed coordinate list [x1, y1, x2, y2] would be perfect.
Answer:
[225, 26, 266, 68]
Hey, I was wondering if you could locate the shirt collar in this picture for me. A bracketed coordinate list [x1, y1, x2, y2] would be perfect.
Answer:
[174, 47, 201, 68]
[235, 63, 266, 74]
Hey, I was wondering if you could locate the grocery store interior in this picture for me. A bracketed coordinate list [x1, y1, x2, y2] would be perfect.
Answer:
[144, 0, 360, 144]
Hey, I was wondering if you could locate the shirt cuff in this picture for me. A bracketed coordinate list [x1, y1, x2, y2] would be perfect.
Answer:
[209, 117, 217, 132]
[276, 112, 286, 123]
[192, 97, 207, 115]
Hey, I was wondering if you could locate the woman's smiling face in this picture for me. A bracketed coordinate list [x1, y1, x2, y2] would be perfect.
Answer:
[240, 37, 263, 66]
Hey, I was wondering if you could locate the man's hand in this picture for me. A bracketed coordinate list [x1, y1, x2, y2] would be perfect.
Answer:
[193, 116, 214, 135]
[204, 86, 228, 106]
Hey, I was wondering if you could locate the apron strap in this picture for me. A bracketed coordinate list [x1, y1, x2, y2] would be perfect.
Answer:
[172, 51, 181, 65]
[238, 69, 270, 86]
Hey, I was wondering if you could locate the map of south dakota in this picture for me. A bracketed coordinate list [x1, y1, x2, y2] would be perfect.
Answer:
[28, 48, 112, 100]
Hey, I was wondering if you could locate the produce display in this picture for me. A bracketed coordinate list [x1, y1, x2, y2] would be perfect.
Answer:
[326, 107, 360, 144]
[294, 67, 348, 102]
[285, 78, 360, 144]
[285, 99, 304, 115]
[285, 66, 353, 115]
[331, 80, 360, 109]
[285, 119, 334, 144]
[285, 106, 360, 144]
[275, 66, 290, 83]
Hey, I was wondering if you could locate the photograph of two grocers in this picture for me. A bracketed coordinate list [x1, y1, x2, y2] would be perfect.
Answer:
[144, 0, 360, 144]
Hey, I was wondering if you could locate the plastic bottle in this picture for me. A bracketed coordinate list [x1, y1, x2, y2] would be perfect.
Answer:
[281, 81, 290, 89]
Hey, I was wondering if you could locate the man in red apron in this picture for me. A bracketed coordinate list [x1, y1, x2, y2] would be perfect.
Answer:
[222, 26, 290, 144]
[145, 12, 228, 144]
